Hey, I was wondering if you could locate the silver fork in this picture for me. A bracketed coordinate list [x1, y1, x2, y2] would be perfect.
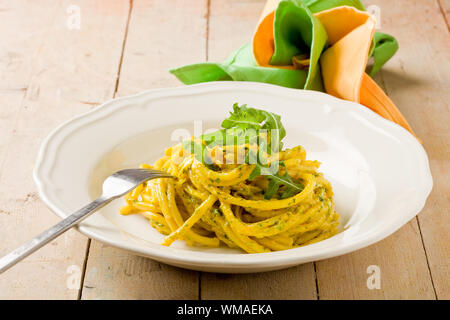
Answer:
[0, 168, 173, 274]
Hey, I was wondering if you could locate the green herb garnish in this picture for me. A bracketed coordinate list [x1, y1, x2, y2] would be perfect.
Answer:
[183, 103, 303, 199]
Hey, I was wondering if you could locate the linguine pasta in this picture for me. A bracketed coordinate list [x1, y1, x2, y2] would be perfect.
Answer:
[119, 142, 339, 253]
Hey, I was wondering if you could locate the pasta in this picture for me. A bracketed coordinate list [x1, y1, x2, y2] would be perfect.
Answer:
[119, 143, 340, 253]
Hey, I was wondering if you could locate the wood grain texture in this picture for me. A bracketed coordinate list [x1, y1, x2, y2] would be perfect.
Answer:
[80, 0, 208, 300]
[200, 0, 318, 300]
[368, 0, 450, 299]
[438, 0, 450, 29]
[316, 221, 435, 299]
[81, 243, 198, 300]
[206, 0, 265, 62]
[116, 0, 209, 94]
[0, 0, 129, 299]
[201, 266, 317, 300]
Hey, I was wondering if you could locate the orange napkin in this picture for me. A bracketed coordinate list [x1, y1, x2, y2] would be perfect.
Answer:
[253, 3, 417, 138]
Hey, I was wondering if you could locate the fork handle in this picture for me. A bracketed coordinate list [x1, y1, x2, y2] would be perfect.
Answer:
[0, 196, 111, 274]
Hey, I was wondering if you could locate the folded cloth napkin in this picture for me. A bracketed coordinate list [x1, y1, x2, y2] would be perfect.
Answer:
[315, 6, 376, 101]
[171, 0, 397, 88]
[170, 0, 416, 138]
[171, 0, 327, 91]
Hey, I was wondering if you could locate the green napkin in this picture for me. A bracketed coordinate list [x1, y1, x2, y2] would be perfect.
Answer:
[170, 0, 398, 90]
[270, 0, 328, 90]
[368, 32, 399, 76]
[171, 0, 327, 91]
[302, 0, 365, 12]
[170, 43, 309, 89]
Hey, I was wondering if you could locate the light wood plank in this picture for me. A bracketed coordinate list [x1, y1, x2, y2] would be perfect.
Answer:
[369, 0, 449, 299]
[438, 0, 450, 29]
[206, 0, 265, 62]
[80, 0, 208, 300]
[201, 266, 317, 299]
[115, 0, 209, 95]
[0, 0, 130, 299]
[81, 244, 198, 300]
[316, 221, 435, 299]
[200, 0, 317, 300]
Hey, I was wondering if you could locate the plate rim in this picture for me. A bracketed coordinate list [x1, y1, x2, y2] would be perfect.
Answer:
[33, 81, 433, 269]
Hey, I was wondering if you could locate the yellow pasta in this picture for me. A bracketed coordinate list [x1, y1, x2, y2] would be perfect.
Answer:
[119, 142, 340, 253]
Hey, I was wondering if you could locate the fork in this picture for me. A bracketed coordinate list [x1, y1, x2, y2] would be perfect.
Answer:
[0, 168, 173, 274]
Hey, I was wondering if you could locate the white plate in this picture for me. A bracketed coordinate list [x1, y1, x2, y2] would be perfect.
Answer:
[33, 82, 432, 273]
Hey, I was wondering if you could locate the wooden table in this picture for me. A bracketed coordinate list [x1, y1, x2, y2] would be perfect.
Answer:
[0, 0, 448, 300]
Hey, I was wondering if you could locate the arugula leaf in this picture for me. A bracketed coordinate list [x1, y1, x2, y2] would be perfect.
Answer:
[200, 127, 259, 149]
[246, 153, 303, 200]
[221, 103, 286, 152]
[247, 160, 277, 180]
[222, 103, 268, 130]
[182, 103, 303, 200]
[259, 162, 304, 200]
[194, 103, 286, 155]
